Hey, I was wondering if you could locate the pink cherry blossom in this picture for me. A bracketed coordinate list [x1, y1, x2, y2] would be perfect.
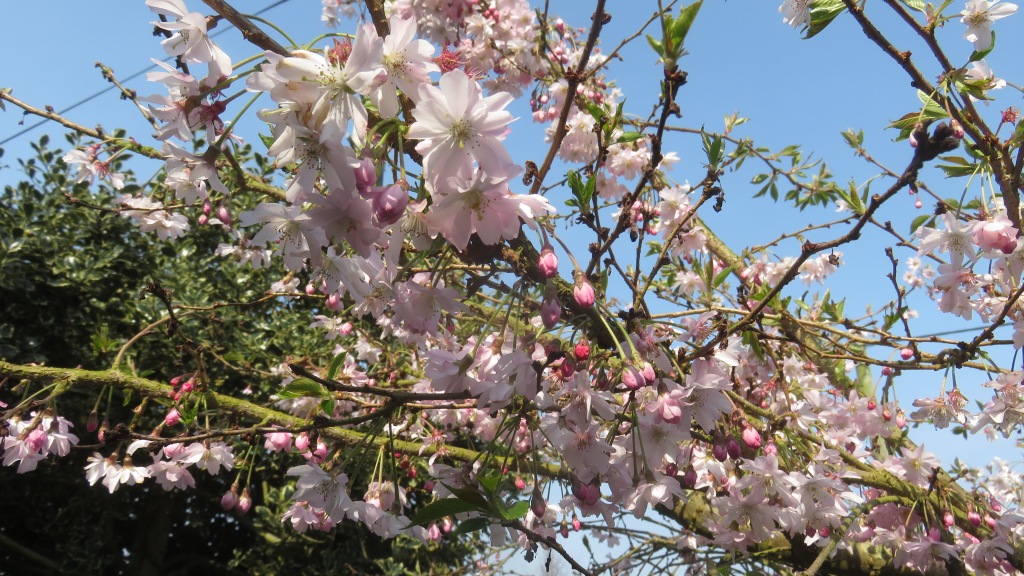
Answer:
[407, 69, 516, 184]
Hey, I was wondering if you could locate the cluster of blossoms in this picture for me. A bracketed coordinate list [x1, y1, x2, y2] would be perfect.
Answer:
[18, 0, 1024, 573]
[85, 440, 234, 494]
[2, 412, 78, 473]
[384, 0, 549, 95]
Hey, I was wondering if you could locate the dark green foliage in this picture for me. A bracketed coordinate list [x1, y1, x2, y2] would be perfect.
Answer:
[0, 134, 477, 575]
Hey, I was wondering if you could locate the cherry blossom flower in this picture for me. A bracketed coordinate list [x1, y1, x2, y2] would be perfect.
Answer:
[288, 464, 352, 520]
[102, 458, 151, 493]
[147, 0, 233, 82]
[961, 0, 1018, 51]
[426, 170, 550, 251]
[63, 144, 125, 190]
[408, 69, 516, 184]
[177, 441, 234, 475]
[271, 25, 384, 143]
[149, 460, 196, 491]
[779, 0, 810, 29]
[116, 194, 190, 240]
[916, 213, 976, 260]
[239, 203, 328, 270]
[370, 15, 438, 118]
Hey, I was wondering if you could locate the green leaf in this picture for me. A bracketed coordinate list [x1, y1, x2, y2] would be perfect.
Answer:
[712, 266, 733, 289]
[935, 155, 982, 178]
[443, 484, 492, 509]
[410, 498, 485, 527]
[804, 0, 846, 39]
[899, 0, 926, 11]
[969, 31, 995, 62]
[452, 517, 491, 536]
[277, 378, 329, 399]
[701, 131, 723, 167]
[888, 91, 947, 141]
[616, 131, 644, 144]
[909, 214, 933, 234]
[478, 474, 501, 496]
[670, 1, 703, 50]
[498, 500, 530, 520]
[326, 353, 346, 381]
[646, 34, 664, 57]
[841, 129, 864, 149]
[567, 169, 595, 210]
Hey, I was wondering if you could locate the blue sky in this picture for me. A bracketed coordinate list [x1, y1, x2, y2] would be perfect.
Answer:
[2, 0, 1022, 499]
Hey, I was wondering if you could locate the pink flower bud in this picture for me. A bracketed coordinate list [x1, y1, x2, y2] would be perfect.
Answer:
[86, 410, 99, 433]
[867, 397, 877, 411]
[203, 201, 213, 215]
[26, 428, 47, 453]
[311, 440, 328, 463]
[943, 510, 955, 528]
[354, 157, 376, 196]
[541, 296, 561, 329]
[237, 488, 252, 514]
[217, 205, 232, 227]
[294, 432, 310, 452]
[574, 340, 590, 361]
[742, 426, 762, 449]
[621, 366, 646, 391]
[968, 510, 982, 527]
[558, 357, 575, 379]
[198, 215, 209, 226]
[164, 409, 181, 427]
[641, 362, 656, 385]
[441, 516, 453, 534]
[900, 348, 914, 360]
[726, 437, 742, 460]
[305, 283, 316, 296]
[680, 468, 697, 489]
[515, 476, 526, 491]
[572, 514, 581, 531]
[909, 122, 923, 148]
[531, 494, 547, 517]
[372, 183, 408, 226]
[881, 366, 893, 376]
[665, 462, 679, 477]
[427, 522, 442, 541]
[572, 480, 601, 506]
[818, 527, 830, 538]
[951, 120, 964, 139]
[181, 379, 195, 393]
[712, 442, 728, 462]
[221, 488, 238, 511]
[326, 292, 343, 311]
[914, 198, 923, 209]
[986, 515, 996, 529]
[538, 244, 558, 279]
[764, 442, 778, 456]
[264, 430, 292, 452]
[423, 480, 435, 493]
[572, 276, 596, 308]
[560, 522, 569, 538]
[895, 409, 907, 429]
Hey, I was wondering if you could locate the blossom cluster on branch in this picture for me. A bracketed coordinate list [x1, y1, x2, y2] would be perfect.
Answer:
[5, 0, 1024, 574]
